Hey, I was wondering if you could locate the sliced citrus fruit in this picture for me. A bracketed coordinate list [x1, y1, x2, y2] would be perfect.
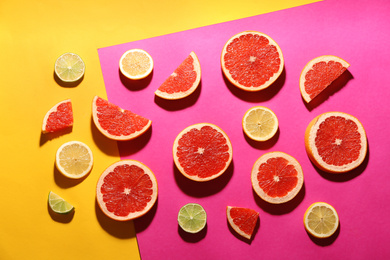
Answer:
[96, 160, 158, 221]
[221, 30, 284, 92]
[226, 206, 259, 240]
[300, 55, 350, 103]
[119, 49, 153, 80]
[304, 111, 367, 173]
[42, 99, 73, 133]
[178, 203, 207, 233]
[55, 141, 93, 179]
[304, 202, 339, 238]
[155, 51, 201, 100]
[173, 123, 233, 182]
[242, 106, 278, 141]
[92, 96, 152, 141]
[54, 52, 85, 82]
[48, 191, 74, 214]
[251, 151, 304, 204]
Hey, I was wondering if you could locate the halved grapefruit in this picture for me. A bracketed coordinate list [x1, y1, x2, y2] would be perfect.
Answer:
[304, 111, 367, 173]
[300, 55, 350, 103]
[92, 96, 152, 141]
[221, 30, 284, 91]
[155, 51, 201, 100]
[173, 123, 233, 182]
[42, 99, 73, 133]
[96, 159, 158, 221]
[251, 151, 304, 204]
[226, 206, 259, 240]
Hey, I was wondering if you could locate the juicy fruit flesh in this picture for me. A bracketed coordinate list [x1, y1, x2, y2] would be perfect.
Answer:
[224, 33, 281, 88]
[229, 207, 258, 236]
[245, 108, 276, 138]
[48, 192, 74, 214]
[45, 102, 73, 132]
[158, 55, 196, 94]
[306, 205, 337, 236]
[256, 157, 298, 198]
[100, 164, 153, 217]
[55, 53, 84, 81]
[121, 51, 151, 77]
[58, 143, 91, 176]
[176, 125, 230, 179]
[95, 97, 149, 136]
[315, 116, 361, 166]
[305, 60, 347, 99]
[178, 203, 207, 233]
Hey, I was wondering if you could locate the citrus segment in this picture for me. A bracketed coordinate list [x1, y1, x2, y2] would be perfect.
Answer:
[173, 123, 233, 182]
[54, 53, 85, 82]
[304, 111, 367, 173]
[96, 160, 158, 221]
[119, 49, 153, 80]
[92, 96, 152, 141]
[48, 191, 74, 214]
[242, 106, 278, 141]
[251, 151, 304, 204]
[304, 202, 339, 238]
[178, 203, 207, 233]
[300, 55, 350, 103]
[55, 141, 93, 179]
[221, 31, 284, 91]
[155, 51, 201, 100]
[226, 206, 259, 240]
[42, 99, 73, 133]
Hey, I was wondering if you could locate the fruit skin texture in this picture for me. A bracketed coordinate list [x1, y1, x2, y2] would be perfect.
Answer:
[304, 111, 367, 173]
[226, 206, 259, 240]
[42, 99, 73, 133]
[303, 202, 339, 238]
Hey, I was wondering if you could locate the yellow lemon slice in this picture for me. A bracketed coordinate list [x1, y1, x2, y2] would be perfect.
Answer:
[119, 49, 153, 80]
[303, 202, 339, 238]
[242, 106, 278, 141]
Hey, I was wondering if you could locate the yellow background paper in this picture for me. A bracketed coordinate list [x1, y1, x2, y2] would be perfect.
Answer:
[0, 0, 321, 259]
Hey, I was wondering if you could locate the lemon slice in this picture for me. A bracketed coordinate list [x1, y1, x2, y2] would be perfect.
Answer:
[119, 49, 154, 80]
[178, 203, 207, 233]
[242, 106, 278, 141]
[54, 53, 85, 82]
[55, 141, 93, 179]
[48, 191, 74, 214]
[303, 202, 339, 238]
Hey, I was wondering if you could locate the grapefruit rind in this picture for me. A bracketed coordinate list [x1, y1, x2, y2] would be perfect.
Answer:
[242, 106, 279, 142]
[155, 51, 201, 100]
[303, 202, 339, 238]
[251, 151, 304, 204]
[304, 111, 367, 173]
[172, 123, 233, 182]
[299, 55, 350, 103]
[226, 206, 259, 240]
[221, 30, 284, 92]
[119, 49, 154, 80]
[42, 99, 73, 133]
[96, 159, 158, 221]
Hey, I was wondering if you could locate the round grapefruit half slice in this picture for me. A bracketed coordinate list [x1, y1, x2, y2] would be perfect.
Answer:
[300, 55, 350, 103]
[251, 151, 304, 204]
[221, 30, 284, 91]
[96, 159, 158, 221]
[304, 111, 367, 173]
[155, 51, 201, 100]
[42, 99, 73, 133]
[226, 206, 259, 240]
[173, 123, 233, 182]
[92, 96, 152, 141]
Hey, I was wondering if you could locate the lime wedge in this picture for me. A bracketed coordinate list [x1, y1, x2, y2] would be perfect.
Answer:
[48, 191, 74, 214]
[54, 52, 85, 82]
[178, 203, 207, 233]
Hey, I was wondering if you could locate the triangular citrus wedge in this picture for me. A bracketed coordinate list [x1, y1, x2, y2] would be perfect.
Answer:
[227, 206, 259, 240]
[42, 99, 73, 133]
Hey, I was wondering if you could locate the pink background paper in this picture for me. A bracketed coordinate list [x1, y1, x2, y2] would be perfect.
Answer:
[98, 0, 390, 259]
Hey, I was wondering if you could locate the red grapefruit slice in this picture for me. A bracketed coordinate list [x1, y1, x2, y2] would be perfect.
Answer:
[226, 206, 259, 240]
[96, 159, 158, 221]
[221, 31, 284, 92]
[155, 51, 201, 100]
[92, 96, 152, 141]
[304, 111, 367, 173]
[173, 123, 233, 182]
[300, 55, 350, 103]
[251, 151, 304, 204]
[42, 99, 73, 133]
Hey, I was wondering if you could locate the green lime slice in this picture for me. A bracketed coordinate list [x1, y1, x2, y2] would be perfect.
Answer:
[48, 191, 74, 214]
[178, 203, 207, 233]
[54, 52, 85, 82]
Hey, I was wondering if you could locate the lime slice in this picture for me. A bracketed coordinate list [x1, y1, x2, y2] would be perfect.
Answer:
[178, 203, 207, 233]
[54, 52, 85, 82]
[48, 191, 74, 214]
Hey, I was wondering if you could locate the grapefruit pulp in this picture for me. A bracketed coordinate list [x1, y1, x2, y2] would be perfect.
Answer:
[42, 99, 73, 133]
[226, 206, 259, 240]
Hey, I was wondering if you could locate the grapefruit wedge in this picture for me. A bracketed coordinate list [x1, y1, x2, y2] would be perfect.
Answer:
[155, 51, 201, 100]
[92, 96, 152, 141]
[227, 206, 259, 240]
[42, 99, 73, 133]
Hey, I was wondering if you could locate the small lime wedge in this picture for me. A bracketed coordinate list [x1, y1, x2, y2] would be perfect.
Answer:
[178, 203, 207, 233]
[48, 191, 74, 214]
[54, 52, 85, 82]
